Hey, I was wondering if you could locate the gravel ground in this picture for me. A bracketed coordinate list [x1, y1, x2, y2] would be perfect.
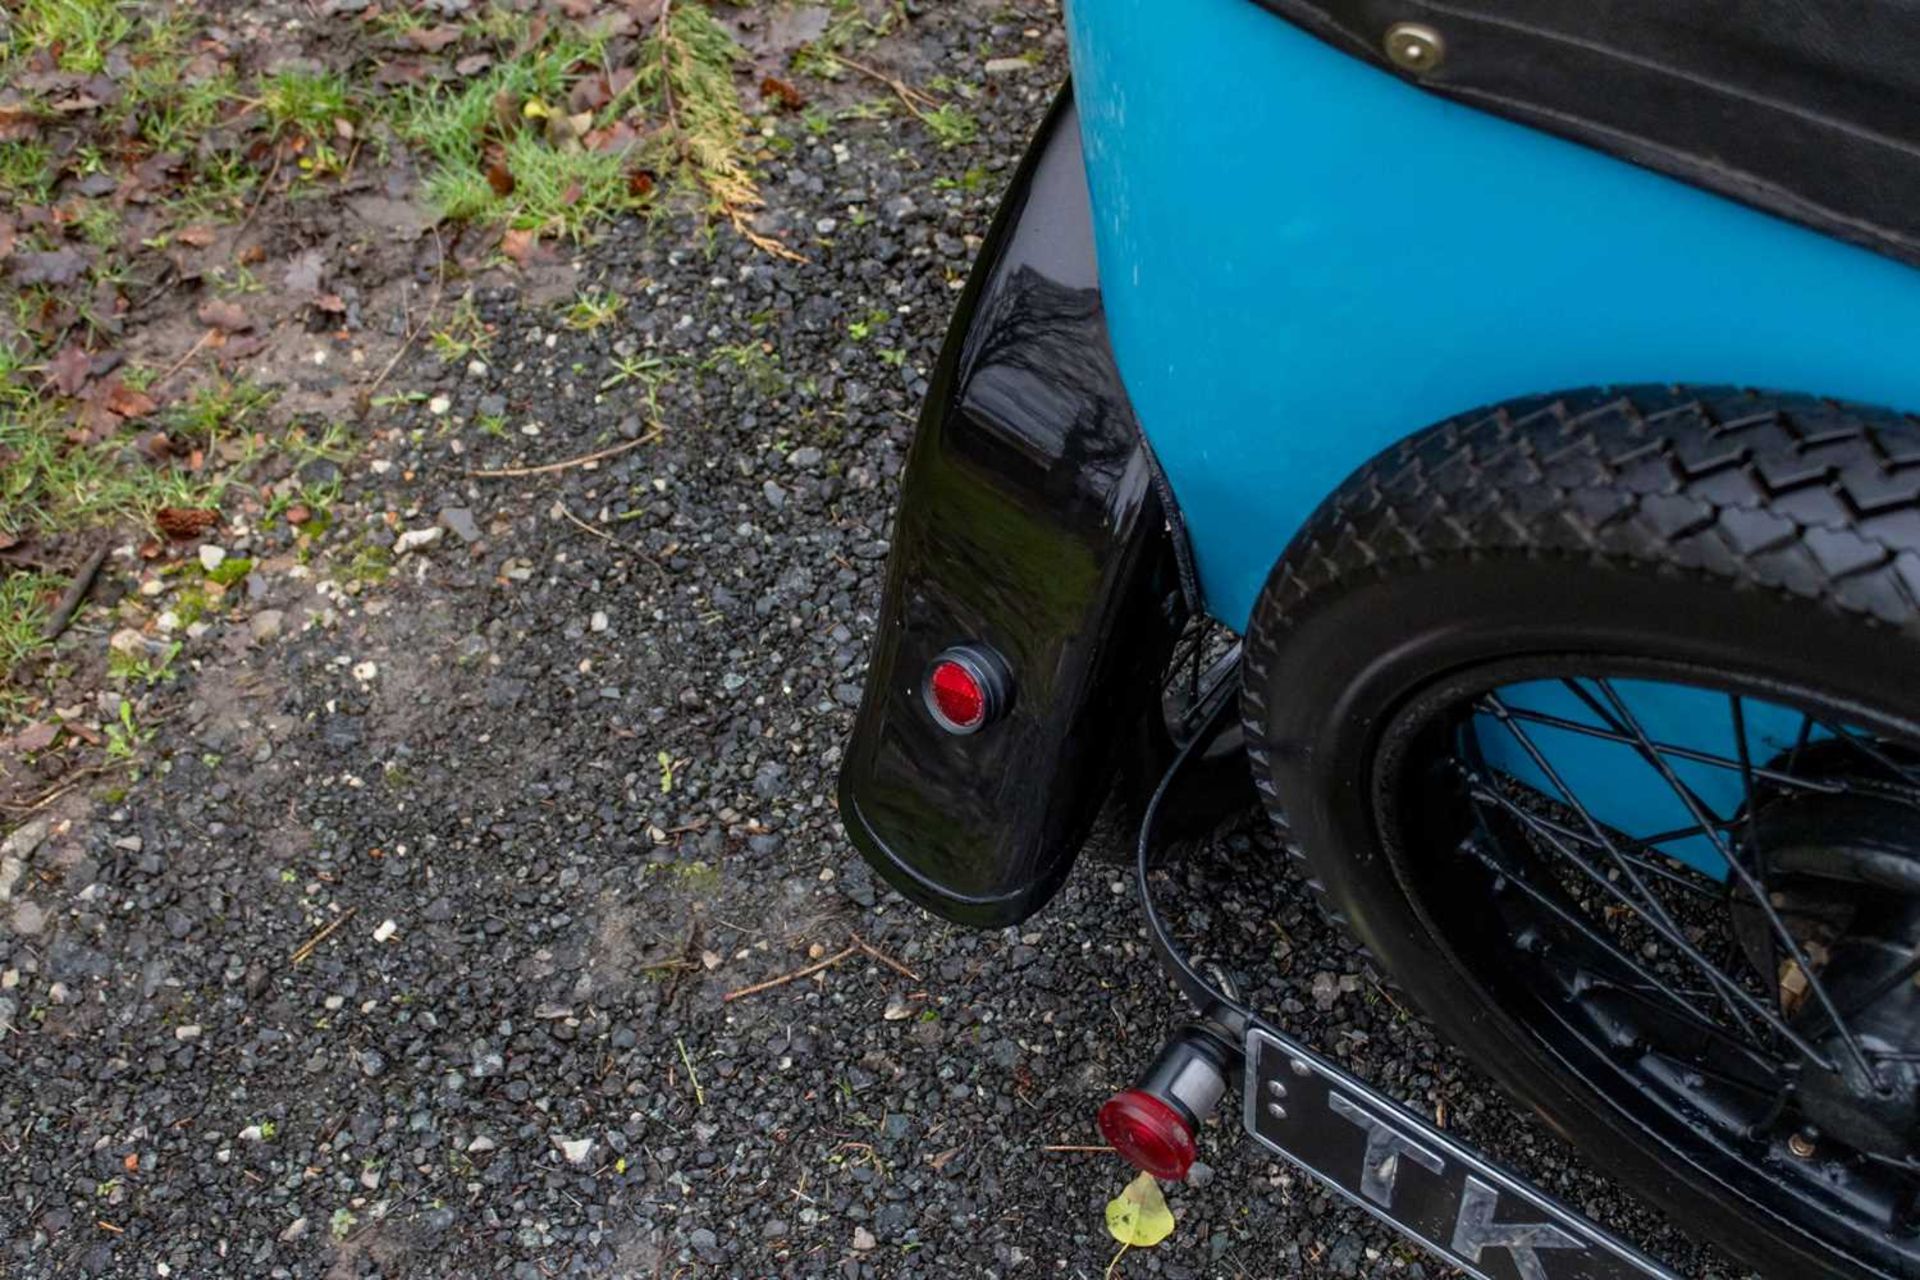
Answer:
[1, 4, 1752, 1277]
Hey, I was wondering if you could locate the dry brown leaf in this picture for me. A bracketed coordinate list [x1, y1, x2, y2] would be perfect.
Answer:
[155, 507, 219, 540]
[760, 76, 806, 111]
[492, 90, 520, 137]
[102, 379, 156, 421]
[45, 344, 91, 395]
[195, 298, 250, 332]
[585, 120, 638, 154]
[406, 24, 464, 52]
[500, 228, 536, 264]
[175, 224, 216, 247]
[2, 722, 60, 755]
[0, 101, 38, 142]
[11, 246, 89, 285]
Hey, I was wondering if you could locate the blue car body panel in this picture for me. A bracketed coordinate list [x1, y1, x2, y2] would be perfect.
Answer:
[1063, 0, 1920, 635]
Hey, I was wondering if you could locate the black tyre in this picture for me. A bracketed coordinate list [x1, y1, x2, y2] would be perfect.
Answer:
[1244, 387, 1920, 1279]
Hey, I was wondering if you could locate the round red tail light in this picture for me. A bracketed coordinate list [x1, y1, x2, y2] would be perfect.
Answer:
[928, 660, 986, 729]
[1097, 1088, 1197, 1181]
[922, 646, 1010, 734]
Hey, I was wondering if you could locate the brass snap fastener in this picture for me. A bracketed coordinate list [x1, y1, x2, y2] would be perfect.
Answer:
[1384, 22, 1445, 73]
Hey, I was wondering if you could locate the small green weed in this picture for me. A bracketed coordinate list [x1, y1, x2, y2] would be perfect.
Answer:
[698, 341, 783, 397]
[563, 288, 625, 332]
[933, 165, 993, 194]
[430, 297, 492, 363]
[108, 640, 181, 686]
[103, 701, 150, 761]
[921, 103, 978, 148]
[846, 308, 889, 341]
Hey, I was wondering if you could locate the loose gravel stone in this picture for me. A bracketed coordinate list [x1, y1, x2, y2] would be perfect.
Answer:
[0, 7, 1741, 1278]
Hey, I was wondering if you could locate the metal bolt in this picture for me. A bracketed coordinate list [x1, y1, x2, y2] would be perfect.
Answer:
[1290, 1057, 1312, 1078]
[1788, 1129, 1819, 1159]
[1266, 1079, 1288, 1100]
[1267, 1101, 1288, 1122]
[1384, 22, 1445, 73]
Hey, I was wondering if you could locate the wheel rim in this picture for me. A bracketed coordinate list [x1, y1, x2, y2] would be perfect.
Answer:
[1375, 656, 1920, 1274]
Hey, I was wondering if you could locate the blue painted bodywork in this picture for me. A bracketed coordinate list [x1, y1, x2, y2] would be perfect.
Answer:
[1063, 0, 1920, 634]
[1062, 0, 1920, 881]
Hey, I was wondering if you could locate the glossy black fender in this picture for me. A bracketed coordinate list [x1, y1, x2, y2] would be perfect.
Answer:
[837, 90, 1188, 927]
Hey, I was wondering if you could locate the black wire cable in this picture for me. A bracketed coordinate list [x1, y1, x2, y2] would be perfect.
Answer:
[1135, 656, 1254, 1029]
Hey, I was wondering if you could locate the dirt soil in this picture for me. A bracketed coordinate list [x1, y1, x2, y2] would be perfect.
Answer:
[0, 2, 1752, 1277]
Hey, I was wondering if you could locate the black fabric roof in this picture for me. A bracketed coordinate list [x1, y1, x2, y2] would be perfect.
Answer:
[1254, 0, 1920, 268]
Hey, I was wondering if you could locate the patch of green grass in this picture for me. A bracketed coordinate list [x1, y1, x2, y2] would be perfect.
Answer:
[415, 113, 645, 238]
[129, 66, 240, 155]
[396, 31, 630, 237]
[0, 377, 275, 548]
[0, 140, 58, 206]
[394, 8, 779, 250]
[259, 67, 356, 141]
[0, 572, 58, 685]
[6, 0, 134, 75]
[259, 67, 358, 178]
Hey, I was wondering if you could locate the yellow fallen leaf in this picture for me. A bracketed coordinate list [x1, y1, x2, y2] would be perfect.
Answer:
[1105, 1171, 1175, 1248]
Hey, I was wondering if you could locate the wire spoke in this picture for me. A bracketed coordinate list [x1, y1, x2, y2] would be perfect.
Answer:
[1489, 697, 1847, 796]
[1465, 765, 1835, 1067]
[1457, 810, 1799, 1065]
[1591, 678, 1879, 1085]
[1476, 701, 1791, 1046]
[1816, 718, 1920, 788]
[1485, 801, 1722, 899]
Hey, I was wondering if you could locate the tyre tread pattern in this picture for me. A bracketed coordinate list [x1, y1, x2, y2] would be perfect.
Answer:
[1241, 385, 1920, 964]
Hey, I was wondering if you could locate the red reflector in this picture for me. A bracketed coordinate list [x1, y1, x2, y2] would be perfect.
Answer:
[1097, 1088, 1196, 1181]
[928, 660, 986, 730]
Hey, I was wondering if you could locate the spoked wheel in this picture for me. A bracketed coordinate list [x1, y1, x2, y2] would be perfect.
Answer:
[1399, 663, 1920, 1271]
[1245, 387, 1920, 1278]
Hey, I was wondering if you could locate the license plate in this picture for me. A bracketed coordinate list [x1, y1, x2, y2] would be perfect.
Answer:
[1243, 1025, 1681, 1280]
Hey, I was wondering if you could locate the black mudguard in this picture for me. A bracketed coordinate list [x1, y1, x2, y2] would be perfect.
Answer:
[837, 90, 1188, 927]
